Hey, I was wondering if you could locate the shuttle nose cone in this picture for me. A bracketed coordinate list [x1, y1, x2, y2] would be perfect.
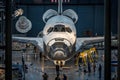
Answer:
[54, 51, 65, 59]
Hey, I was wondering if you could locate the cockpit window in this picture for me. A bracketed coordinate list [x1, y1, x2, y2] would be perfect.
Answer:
[53, 25, 65, 32]
[47, 27, 53, 33]
[61, 27, 65, 32]
[54, 27, 59, 32]
[47, 25, 72, 34]
[66, 27, 72, 33]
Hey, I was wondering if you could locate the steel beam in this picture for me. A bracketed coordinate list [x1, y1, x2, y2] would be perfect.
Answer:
[16, 3, 104, 6]
[104, 0, 111, 80]
[117, 0, 120, 79]
[5, 0, 12, 80]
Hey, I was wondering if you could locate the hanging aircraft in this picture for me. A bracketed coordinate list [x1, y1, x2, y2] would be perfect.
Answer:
[12, 0, 113, 66]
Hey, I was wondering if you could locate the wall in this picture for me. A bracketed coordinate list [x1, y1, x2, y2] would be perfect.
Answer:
[12, 0, 117, 37]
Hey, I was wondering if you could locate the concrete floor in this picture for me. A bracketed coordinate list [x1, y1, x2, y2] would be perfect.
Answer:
[9, 49, 117, 80]
[25, 61, 104, 80]
[12, 50, 105, 80]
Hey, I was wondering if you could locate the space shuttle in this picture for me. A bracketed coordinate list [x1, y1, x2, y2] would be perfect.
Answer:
[42, 0, 78, 63]
[13, 0, 109, 65]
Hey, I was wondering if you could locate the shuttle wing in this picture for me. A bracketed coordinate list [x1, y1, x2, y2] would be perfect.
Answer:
[12, 37, 43, 52]
[13, 36, 115, 53]
[76, 36, 115, 52]
[76, 37, 103, 52]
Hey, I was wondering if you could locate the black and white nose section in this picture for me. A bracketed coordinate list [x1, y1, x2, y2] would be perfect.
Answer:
[47, 38, 72, 60]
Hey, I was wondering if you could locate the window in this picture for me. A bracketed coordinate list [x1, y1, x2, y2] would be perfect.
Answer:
[47, 27, 53, 33]
[53, 25, 65, 32]
[54, 25, 58, 32]
[61, 27, 65, 32]
[52, 25, 72, 33]
[66, 27, 72, 33]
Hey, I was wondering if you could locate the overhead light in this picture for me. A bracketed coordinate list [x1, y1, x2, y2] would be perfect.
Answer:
[13, 8, 23, 17]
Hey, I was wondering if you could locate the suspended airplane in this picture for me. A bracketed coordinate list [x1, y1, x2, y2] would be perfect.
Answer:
[13, 0, 111, 66]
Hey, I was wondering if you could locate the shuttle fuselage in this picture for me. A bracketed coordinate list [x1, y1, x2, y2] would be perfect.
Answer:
[42, 0, 78, 64]
[43, 15, 76, 60]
